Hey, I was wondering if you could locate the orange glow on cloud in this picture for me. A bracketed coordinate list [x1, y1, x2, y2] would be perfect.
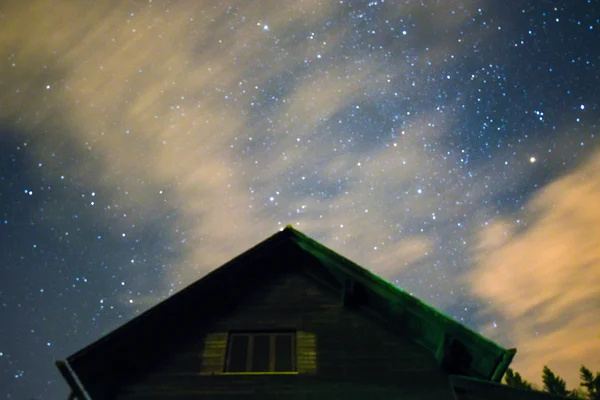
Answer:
[469, 152, 600, 387]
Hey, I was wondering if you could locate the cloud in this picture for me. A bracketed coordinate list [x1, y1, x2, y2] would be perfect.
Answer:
[0, 0, 344, 287]
[1, 0, 472, 293]
[468, 151, 600, 387]
[1, 1, 570, 330]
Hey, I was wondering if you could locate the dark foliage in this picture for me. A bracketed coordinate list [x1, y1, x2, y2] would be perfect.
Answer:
[580, 365, 600, 400]
[543, 365, 569, 396]
[505, 368, 534, 391]
[504, 365, 600, 398]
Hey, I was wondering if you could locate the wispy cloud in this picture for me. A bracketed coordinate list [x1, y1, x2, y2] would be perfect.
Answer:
[0, 0, 475, 291]
[468, 151, 600, 387]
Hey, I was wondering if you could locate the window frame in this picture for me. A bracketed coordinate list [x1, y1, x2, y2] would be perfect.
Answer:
[224, 331, 297, 374]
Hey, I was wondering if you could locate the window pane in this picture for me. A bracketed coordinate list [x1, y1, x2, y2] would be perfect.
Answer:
[274, 334, 294, 371]
[251, 335, 270, 372]
[227, 335, 249, 372]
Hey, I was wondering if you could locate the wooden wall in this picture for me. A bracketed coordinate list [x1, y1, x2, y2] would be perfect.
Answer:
[116, 265, 456, 399]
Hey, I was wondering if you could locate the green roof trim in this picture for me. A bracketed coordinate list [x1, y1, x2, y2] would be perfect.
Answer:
[285, 226, 516, 382]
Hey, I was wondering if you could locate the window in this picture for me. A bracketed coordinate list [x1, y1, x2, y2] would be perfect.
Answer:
[225, 332, 296, 373]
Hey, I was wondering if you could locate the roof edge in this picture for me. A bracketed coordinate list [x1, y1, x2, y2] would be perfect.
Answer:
[491, 347, 517, 382]
[285, 226, 513, 379]
[287, 227, 510, 346]
[65, 228, 295, 363]
[56, 360, 92, 400]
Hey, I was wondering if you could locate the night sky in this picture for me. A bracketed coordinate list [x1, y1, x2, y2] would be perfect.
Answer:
[1, 1, 599, 398]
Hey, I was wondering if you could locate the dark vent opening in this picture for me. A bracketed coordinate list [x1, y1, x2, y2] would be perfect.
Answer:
[444, 339, 473, 375]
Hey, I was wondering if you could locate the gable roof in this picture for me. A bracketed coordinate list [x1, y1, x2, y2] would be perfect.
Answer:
[57, 226, 516, 399]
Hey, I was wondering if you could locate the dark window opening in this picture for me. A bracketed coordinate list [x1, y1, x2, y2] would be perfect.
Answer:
[227, 334, 249, 372]
[225, 332, 296, 373]
[274, 334, 293, 371]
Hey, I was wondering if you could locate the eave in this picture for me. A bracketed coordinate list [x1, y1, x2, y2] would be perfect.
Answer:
[287, 227, 516, 382]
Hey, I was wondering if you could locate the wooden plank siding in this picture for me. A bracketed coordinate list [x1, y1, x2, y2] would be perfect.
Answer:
[116, 268, 456, 399]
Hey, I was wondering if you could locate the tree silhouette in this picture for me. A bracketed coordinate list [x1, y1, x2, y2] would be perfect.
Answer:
[543, 365, 569, 396]
[505, 368, 534, 391]
[504, 365, 600, 398]
[580, 365, 600, 400]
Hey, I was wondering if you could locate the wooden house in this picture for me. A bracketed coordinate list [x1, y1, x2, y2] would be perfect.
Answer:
[57, 226, 564, 399]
